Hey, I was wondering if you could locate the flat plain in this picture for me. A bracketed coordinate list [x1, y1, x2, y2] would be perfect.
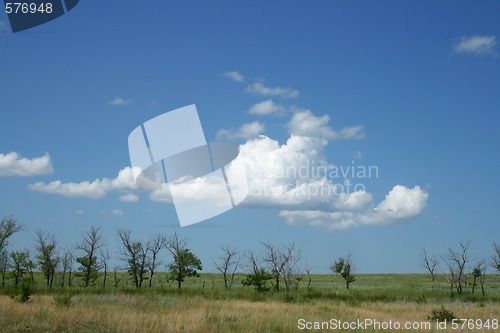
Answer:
[1, 273, 500, 332]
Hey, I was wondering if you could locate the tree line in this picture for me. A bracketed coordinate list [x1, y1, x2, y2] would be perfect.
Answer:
[1, 216, 500, 294]
[421, 240, 500, 295]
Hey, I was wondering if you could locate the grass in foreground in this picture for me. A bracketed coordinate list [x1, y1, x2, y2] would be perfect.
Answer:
[0, 294, 499, 332]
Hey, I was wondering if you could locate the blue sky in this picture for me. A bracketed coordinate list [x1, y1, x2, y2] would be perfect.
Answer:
[0, 1, 499, 273]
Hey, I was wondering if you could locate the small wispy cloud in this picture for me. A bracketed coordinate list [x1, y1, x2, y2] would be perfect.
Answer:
[101, 209, 124, 216]
[288, 110, 365, 140]
[107, 97, 132, 105]
[119, 193, 139, 202]
[75, 209, 85, 215]
[216, 121, 265, 141]
[223, 71, 244, 82]
[112, 209, 124, 216]
[454, 35, 497, 56]
[248, 99, 286, 116]
[246, 82, 299, 99]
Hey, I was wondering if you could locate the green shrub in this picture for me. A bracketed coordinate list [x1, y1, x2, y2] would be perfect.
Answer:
[18, 281, 32, 303]
[9, 278, 33, 303]
[427, 306, 455, 322]
[53, 294, 72, 308]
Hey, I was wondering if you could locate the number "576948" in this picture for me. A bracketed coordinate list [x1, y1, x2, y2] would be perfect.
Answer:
[5, 2, 53, 14]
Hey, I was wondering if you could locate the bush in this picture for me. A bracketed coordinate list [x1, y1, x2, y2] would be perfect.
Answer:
[53, 294, 72, 308]
[241, 269, 273, 291]
[428, 306, 455, 322]
[9, 278, 33, 303]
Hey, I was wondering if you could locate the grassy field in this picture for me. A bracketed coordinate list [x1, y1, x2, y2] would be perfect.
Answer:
[1, 273, 500, 332]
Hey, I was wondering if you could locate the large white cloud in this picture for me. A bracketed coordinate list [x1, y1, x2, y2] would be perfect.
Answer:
[28, 166, 139, 199]
[279, 185, 428, 230]
[0, 152, 54, 177]
[230, 133, 428, 230]
[454, 35, 496, 55]
[288, 110, 365, 140]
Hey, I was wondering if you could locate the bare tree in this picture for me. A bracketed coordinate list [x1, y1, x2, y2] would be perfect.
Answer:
[34, 229, 60, 287]
[492, 242, 500, 274]
[303, 261, 313, 291]
[117, 229, 150, 288]
[245, 250, 261, 276]
[214, 245, 240, 289]
[331, 251, 355, 290]
[100, 248, 111, 288]
[112, 266, 122, 288]
[0, 250, 8, 288]
[443, 240, 470, 294]
[147, 233, 167, 287]
[0, 216, 22, 288]
[261, 242, 302, 292]
[0, 216, 23, 253]
[60, 247, 74, 287]
[76, 226, 104, 287]
[471, 259, 486, 295]
[421, 247, 439, 292]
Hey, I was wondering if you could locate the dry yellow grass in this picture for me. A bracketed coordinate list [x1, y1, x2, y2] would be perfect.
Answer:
[0, 295, 499, 332]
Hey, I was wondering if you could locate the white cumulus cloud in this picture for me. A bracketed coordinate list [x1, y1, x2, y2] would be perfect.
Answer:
[280, 185, 428, 231]
[216, 121, 265, 141]
[0, 152, 54, 177]
[454, 35, 497, 55]
[246, 82, 299, 98]
[28, 166, 139, 199]
[230, 132, 427, 230]
[223, 71, 244, 82]
[288, 110, 365, 140]
[248, 99, 286, 116]
[28, 179, 110, 199]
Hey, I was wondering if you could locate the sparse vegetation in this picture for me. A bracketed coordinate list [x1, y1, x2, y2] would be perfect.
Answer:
[428, 305, 456, 322]
[0, 216, 500, 331]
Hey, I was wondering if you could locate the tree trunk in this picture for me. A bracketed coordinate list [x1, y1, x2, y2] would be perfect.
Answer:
[178, 267, 182, 289]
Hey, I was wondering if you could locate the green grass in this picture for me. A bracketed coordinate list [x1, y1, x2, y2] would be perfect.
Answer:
[2, 272, 500, 305]
[1, 272, 500, 332]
